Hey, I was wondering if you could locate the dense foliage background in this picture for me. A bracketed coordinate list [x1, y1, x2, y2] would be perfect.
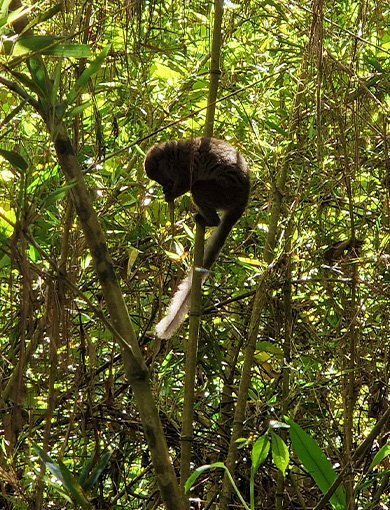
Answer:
[0, 0, 389, 508]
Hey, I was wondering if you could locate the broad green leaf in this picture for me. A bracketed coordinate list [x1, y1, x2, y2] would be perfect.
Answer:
[66, 100, 93, 118]
[270, 432, 289, 474]
[256, 341, 284, 357]
[0, 149, 28, 171]
[66, 45, 110, 105]
[127, 247, 141, 274]
[55, 462, 91, 509]
[42, 44, 91, 58]
[12, 35, 63, 55]
[250, 435, 270, 509]
[12, 36, 91, 57]
[286, 417, 346, 509]
[369, 443, 390, 471]
[251, 435, 270, 475]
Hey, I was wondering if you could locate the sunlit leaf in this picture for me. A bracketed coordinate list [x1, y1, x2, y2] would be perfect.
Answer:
[369, 443, 390, 471]
[286, 418, 346, 509]
[251, 435, 270, 476]
[12, 36, 91, 57]
[270, 432, 289, 474]
[66, 45, 110, 105]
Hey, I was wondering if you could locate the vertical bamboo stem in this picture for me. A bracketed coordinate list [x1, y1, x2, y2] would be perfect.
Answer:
[180, 0, 224, 495]
[180, 222, 205, 488]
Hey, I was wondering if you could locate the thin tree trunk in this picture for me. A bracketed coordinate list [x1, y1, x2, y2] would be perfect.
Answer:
[51, 122, 184, 509]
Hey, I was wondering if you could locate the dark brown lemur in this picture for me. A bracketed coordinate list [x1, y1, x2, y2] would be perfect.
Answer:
[145, 137, 250, 339]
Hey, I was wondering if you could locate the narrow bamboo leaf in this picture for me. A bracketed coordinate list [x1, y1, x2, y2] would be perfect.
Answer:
[184, 463, 215, 492]
[5, 68, 44, 96]
[185, 462, 250, 510]
[66, 45, 110, 105]
[265, 118, 288, 136]
[270, 432, 289, 474]
[0, 149, 28, 171]
[285, 417, 346, 509]
[12, 36, 91, 57]
[56, 462, 91, 509]
[12, 35, 61, 55]
[41, 44, 91, 58]
[42, 44, 91, 58]
[83, 450, 113, 490]
[78, 454, 95, 487]
[34, 445, 67, 485]
[51, 58, 63, 105]
[369, 443, 390, 471]
[34, 445, 91, 509]
[29, 56, 50, 98]
[251, 435, 270, 476]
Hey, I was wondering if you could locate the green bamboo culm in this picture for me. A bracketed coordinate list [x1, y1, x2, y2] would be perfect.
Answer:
[179, 221, 205, 488]
[179, 0, 225, 494]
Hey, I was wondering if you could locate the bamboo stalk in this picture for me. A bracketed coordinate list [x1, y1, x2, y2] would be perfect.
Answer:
[179, 0, 225, 495]
[180, 222, 205, 488]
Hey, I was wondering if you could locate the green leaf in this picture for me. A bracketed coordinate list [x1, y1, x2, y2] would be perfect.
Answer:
[66, 45, 110, 105]
[51, 58, 63, 105]
[285, 417, 346, 509]
[265, 118, 287, 136]
[12, 36, 91, 57]
[78, 454, 95, 488]
[184, 463, 250, 510]
[369, 443, 390, 471]
[270, 432, 289, 474]
[29, 56, 50, 98]
[250, 435, 270, 509]
[0, 149, 28, 172]
[184, 463, 216, 493]
[256, 340, 284, 357]
[0, 254, 10, 269]
[83, 450, 113, 491]
[0, 0, 12, 19]
[33, 445, 91, 509]
[251, 435, 270, 476]
[4, 68, 44, 96]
